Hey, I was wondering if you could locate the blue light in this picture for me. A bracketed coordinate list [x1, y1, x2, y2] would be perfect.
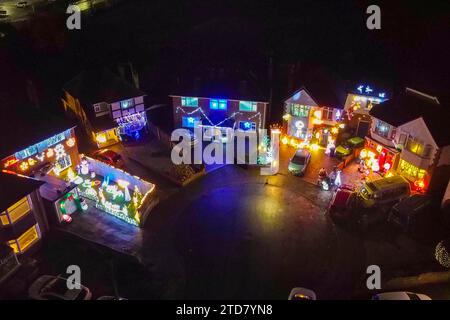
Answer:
[182, 116, 200, 128]
[357, 85, 364, 93]
[378, 92, 385, 98]
[244, 122, 251, 128]
[365, 86, 373, 94]
[210, 100, 219, 109]
[210, 99, 227, 110]
[293, 92, 301, 100]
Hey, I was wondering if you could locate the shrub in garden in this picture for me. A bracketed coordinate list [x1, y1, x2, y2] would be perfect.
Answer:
[435, 239, 450, 268]
[170, 164, 195, 182]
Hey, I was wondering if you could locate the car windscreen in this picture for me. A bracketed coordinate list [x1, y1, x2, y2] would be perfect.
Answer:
[291, 155, 306, 165]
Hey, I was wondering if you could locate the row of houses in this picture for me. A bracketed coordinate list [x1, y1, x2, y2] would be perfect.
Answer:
[59, 66, 449, 197]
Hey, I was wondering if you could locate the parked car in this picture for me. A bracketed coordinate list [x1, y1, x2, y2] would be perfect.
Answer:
[335, 136, 365, 158]
[288, 287, 317, 300]
[389, 194, 434, 233]
[0, 8, 8, 17]
[92, 149, 124, 168]
[29, 275, 92, 300]
[288, 149, 311, 176]
[372, 291, 431, 300]
[328, 186, 357, 219]
[358, 175, 410, 208]
[16, 1, 29, 8]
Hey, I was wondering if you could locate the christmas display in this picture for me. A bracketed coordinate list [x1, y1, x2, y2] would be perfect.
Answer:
[70, 157, 154, 226]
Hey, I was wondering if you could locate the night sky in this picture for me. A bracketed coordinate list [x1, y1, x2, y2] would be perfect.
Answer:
[0, 0, 449, 123]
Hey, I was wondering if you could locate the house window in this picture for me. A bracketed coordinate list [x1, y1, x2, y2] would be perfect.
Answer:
[374, 120, 391, 138]
[8, 224, 41, 254]
[290, 104, 309, 117]
[210, 99, 227, 110]
[120, 99, 134, 109]
[239, 101, 257, 112]
[406, 137, 432, 158]
[94, 104, 101, 113]
[322, 107, 334, 121]
[4, 197, 31, 225]
[181, 97, 198, 107]
[182, 116, 200, 128]
[239, 121, 256, 131]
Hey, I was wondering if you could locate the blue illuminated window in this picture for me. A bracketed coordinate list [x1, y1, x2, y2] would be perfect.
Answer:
[182, 116, 200, 128]
[239, 101, 257, 112]
[121, 99, 134, 109]
[239, 121, 256, 131]
[181, 97, 198, 107]
[210, 99, 227, 110]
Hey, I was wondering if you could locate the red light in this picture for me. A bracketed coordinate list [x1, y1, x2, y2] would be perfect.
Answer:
[414, 179, 425, 190]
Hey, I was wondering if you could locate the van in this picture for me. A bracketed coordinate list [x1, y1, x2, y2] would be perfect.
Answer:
[358, 175, 410, 208]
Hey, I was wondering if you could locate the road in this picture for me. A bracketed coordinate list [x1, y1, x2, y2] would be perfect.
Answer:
[0, 0, 44, 23]
[16, 140, 444, 300]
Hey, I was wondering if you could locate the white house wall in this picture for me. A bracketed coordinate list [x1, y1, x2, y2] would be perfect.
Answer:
[285, 89, 318, 108]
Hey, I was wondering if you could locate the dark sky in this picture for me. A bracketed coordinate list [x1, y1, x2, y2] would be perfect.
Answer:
[0, 0, 449, 121]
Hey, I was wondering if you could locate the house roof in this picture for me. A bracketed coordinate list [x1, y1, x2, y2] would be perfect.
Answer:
[63, 68, 145, 105]
[0, 171, 44, 212]
[370, 88, 450, 147]
[0, 105, 76, 160]
[171, 65, 269, 102]
[63, 68, 145, 132]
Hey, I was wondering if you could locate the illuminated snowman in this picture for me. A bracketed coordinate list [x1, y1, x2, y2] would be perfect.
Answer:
[80, 158, 90, 175]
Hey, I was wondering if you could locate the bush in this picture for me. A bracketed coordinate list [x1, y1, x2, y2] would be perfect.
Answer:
[190, 164, 205, 173]
[170, 164, 195, 182]
[435, 239, 450, 268]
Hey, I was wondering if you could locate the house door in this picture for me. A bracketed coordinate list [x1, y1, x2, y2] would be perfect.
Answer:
[356, 120, 370, 138]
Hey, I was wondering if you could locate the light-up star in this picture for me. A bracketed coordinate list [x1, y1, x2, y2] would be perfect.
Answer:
[244, 122, 251, 129]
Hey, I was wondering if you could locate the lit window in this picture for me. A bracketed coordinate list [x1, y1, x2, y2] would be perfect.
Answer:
[1, 197, 31, 226]
[239, 121, 256, 131]
[406, 136, 432, 158]
[210, 99, 227, 110]
[8, 224, 41, 254]
[181, 97, 198, 107]
[120, 99, 134, 109]
[374, 120, 391, 138]
[322, 107, 334, 121]
[239, 101, 257, 112]
[290, 104, 309, 117]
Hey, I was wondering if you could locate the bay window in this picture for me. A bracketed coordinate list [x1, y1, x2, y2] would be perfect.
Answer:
[374, 120, 391, 138]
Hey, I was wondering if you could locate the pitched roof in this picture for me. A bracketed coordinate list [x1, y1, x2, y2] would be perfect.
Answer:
[63, 68, 145, 105]
[0, 171, 44, 212]
[171, 65, 269, 102]
[0, 105, 76, 160]
[370, 88, 450, 147]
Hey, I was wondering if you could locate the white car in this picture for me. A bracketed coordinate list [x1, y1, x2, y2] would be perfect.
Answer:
[372, 291, 431, 300]
[288, 287, 317, 300]
[29, 275, 92, 300]
[16, 1, 29, 8]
